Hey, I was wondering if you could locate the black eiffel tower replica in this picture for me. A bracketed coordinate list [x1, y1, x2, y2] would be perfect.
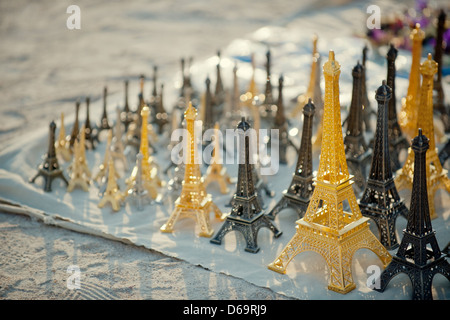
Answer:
[120, 80, 134, 132]
[361, 45, 376, 132]
[343, 62, 372, 194]
[69, 99, 80, 149]
[272, 75, 297, 165]
[98, 86, 111, 133]
[214, 50, 225, 110]
[260, 49, 276, 122]
[359, 81, 409, 250]
[203, 76, 214, 133]
[210, 118, 282, 253]
[374, 129, 450, 300]
[386, 44, 409, 172]
[154, 83, 169, 135]
[433, 9, 450, 133]
[30, 121, 69, 192]
[267, 98, 315, 220]
[84, 96, 99, 149]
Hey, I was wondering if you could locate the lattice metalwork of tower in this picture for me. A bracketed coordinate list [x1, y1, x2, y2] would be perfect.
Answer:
[267, 98, 315, 220]
[160, 102, 224, 237]
[386, 44, 409, 172]
[374, 129, 450, 300]
[267, 51, 391, 294]
[210, 118, 282, 253]
[395, 54, 450, 220]
[343, 62, 372, 195]
[399, 24, 425, 139]
[359, 81, 409, 250]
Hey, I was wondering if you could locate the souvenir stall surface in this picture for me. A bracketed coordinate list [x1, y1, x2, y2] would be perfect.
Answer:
[0, 0, 449, 300]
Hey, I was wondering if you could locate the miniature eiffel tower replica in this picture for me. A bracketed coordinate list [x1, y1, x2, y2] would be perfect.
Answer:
[154, 83, 169, 135]
[55, 112, 72, 162]
[93, 129, 118, 183]
[267, 98, 315, 220]
[84, 97, 99, 150]
[67, 139, 90, 192]
[30, 121, 69, 192]
[68, 100, 81, 150]
[241, 53, 259, 108]
[204, 122, 232, 194]
[111, 106, 128, 171]
[98, 158, 122, 211]
[359, 81, 409, 250]
[223, 63, 243, 129]
[124, 152, 150, 210]
[260, 49, 276, 121]
[271, 75, 298, 165]
[120, 80, 134, 132]
[210, 118, 282, 253]
[361, 45, 376, 132]
[160, 102, 224, 237]
[148, 66, 159, 115]
[374, 129, 450, 300]
[268, 51, 391, 294]
[395, 54, 450, 219]
[125, 105, 162, 200]
[202, 76, 214, 135]
[399, 24, 425, 139]
[343, 62, 372, 194]
[98, 86, 111, 134]
[291, 35, 323, 119]
[214, 50, 226, 108]
[433, 9, 450, 134]
[386, 44, 409, 172]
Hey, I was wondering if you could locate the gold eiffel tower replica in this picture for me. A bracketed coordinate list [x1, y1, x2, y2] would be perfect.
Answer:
[291, 34, 322, 119]
[268, 51, 392, 294]
[399, 24, 425, 139]
[124, 105, 162, 200]
[395, 53, 450, 219]
[160, 102, 225, 237]
[204, 122, 233, 194]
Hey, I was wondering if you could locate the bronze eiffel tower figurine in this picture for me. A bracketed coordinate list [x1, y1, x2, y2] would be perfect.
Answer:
[343, 62, 372, 194]
[30, 121, 69, 192]
[433, 9, 450, 134]
[361, 45, 376, 132]
[214, 50, 225, 108]
[386, 44, 409, 172]
[359, 81, 409, 250]
[120, 80, 134, 132]
[84, 97, 99, 150]
[272, 75, 298, 165]
[98, 86, 111, 133]
[68, 100, 80, 149]
[210, 118, 282, 253]
[154, 83, 169, 135]
[260, 49, 276, 121]
[267, 98, 315, 220]
[374, 129, 450, 300]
